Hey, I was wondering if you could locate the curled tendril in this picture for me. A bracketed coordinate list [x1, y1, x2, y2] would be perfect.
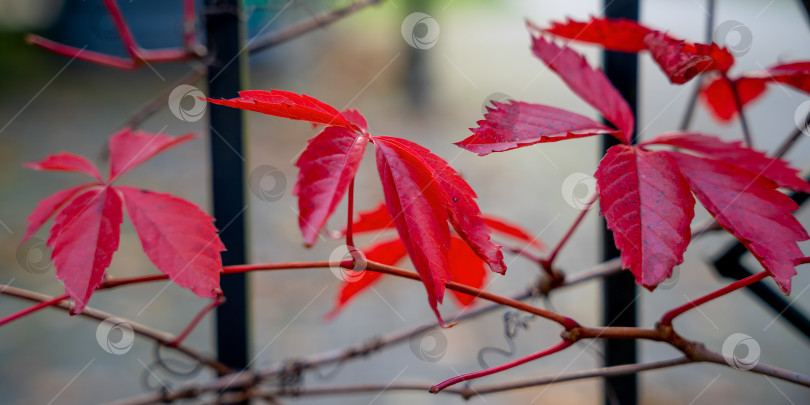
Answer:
[140, 342, 204, 393]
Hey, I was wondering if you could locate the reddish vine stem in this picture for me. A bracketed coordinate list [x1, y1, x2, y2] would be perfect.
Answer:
[800, 257, 810, 265]
[170, 296, 226, 346]
[725, 74, 754, 147]
[0, 293, 69, 327]
[346, 178, 356, 248]
[659, 271, 768, 326]
[430, 340, 574, 393]
[541, 195, 597, 276]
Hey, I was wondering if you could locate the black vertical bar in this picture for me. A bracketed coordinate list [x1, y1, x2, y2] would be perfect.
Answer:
[602, 1, 639, 404]
[206, 0, 250, 379]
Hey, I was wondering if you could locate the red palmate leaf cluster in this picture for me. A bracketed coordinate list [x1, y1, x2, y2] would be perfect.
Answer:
[207, 91, 508, 325]
[24, 129, 224, 313]
[457, 18, 810, 292]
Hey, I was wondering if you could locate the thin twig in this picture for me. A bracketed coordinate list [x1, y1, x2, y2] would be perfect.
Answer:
[726, 74, 754, 146]
[123, 68, 207, 129]
[248, 0, 385, 55]
[0, 285, 231, 375]
[773, 111, 810, 159]
[659, 271, 767, 326]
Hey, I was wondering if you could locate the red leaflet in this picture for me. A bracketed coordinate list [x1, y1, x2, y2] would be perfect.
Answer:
[24, 152, 103, 182]
[666, 151, 808, 293]
[342, 203, 395, 235]
[341, 108, 369, 133]
[529, 34, 634, 141]
[48, 187, 123, 313]
[108, 128, 194, 180]
[380, 137, 506, 274]
[22, 184, 93, 243]
[324, 237, 408, 320]
[325, 236, 488, 319]
[25, 129, 223, 313]
[482, 216, 546, 250]
[542, 17, 656, 53]
[117, 187, 225, 298]
[645, 132, 810, 193]
[293, 126, 370, 246]
[700, 76, 767, 122]
[644, 32, 715, 84]
[456, 101, 617, 156]
[446, 237, 487, 306]
[595, 145, 694, 289]
[373, 137, 452, 325]
[701, 62, 810, 122]
[206, 90, 356, 130]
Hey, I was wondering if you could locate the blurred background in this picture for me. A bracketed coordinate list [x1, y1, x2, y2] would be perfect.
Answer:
[0, 0, 809, 403]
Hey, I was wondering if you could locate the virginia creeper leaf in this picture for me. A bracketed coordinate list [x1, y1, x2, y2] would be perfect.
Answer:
[483, 215, 546, 250]
[644, 32, 714, 84]
[528, 32, 634, 142]
[23, 184, 94, 243]
[700, 76, 767, 122]
[325, 236, 488, 319]
[24, 152, 103, 182]
[373, 136, 452, 325]
[666, 151, 808, 293]
[595, 145, 694, 289]
[341, 108, 369, 133]
[342, 203, 395, 235]
[109, 128, 195, 180]
[646, 132, 810, 193]
[206, 90, 356, 130]
[456, 101, 617, 155]
[293, 126, 370, 246]
[117, 186, 225, 298]
[324, 237, 407, 320]
[380, 137, 506, 274]
[542, 17, 657, 53]
[446, 237, 487, 306]
[49, 187, 123, 313]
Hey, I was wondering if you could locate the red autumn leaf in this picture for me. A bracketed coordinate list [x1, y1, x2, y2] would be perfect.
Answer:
[117, 187, 224, 298]
[108, 128, 195, 180]
[645, 132, 810, 193]
[205, 90, 357, 130]
[341, 108, 369, 133]
[22, 184, 94, 243]
[24, 152, 103, 182]
[482, 215, 546, 250]
[373, 136, 452, 325]
[380, 137, 506, 274]
[595, 145, 694, 289]
[342, 203, 395, 235]
[293, 126, 370, 246]
[25, 130, 223, 313]
[643, 32, 715, 84]
[528, 33, 634, 141]
[542, 17, 657, 53]
[701, 62, 810, 122]
[48, 187, 123, 313]
[446, 237, 487, 306]
[699, 76, 767, 122]
[325, 236, 488, 319]
[456, 101, 617, 156]
[324, 237, 407, 320]
[665, 151, 808, 293]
